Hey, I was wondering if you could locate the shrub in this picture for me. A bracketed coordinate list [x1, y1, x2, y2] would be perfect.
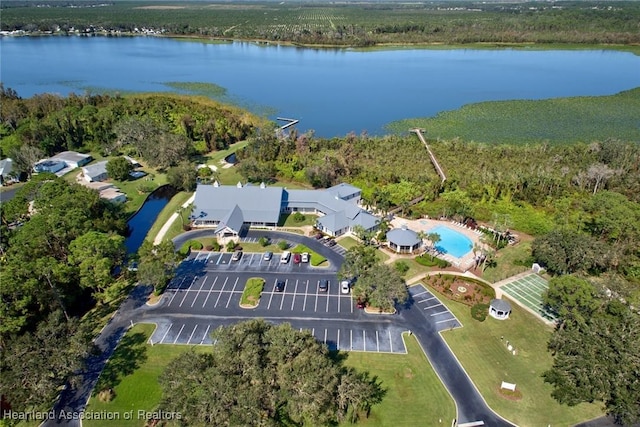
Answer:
[471, 303, 489, 321]
[98, 388, 115, 402]
[277, 240, 289, 250]
[226, 240, 237, 252]
[415, 254, 450, 268]
[259, 236, 270, 247]
[292, 212, 306, 222]
[211, 239, 221, 251]
[394, 261, 410, 276]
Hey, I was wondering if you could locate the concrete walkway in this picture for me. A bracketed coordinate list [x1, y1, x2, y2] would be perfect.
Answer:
[153, 194, 195, 245]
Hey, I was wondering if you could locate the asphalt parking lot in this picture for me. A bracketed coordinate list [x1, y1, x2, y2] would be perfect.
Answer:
[408, 284, 461, 332]
[148, 318, 407, 354]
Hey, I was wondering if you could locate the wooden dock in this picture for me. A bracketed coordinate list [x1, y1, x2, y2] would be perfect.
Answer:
[411, 128, 447, 184]
[277, 117, 300, 130]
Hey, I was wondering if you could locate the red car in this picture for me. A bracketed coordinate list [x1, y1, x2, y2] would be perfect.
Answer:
[356, 298, 366, 309]
[293, 253, 301, 264]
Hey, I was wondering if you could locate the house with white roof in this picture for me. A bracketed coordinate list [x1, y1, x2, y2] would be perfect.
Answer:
[82, 160, 109, 183]
[0, 158, 17, 186]
[191, 182, 378, 237]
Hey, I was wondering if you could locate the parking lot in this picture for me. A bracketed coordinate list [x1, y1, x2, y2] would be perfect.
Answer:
[186, 250, 329, 274]
[409, 284, 461, 332]
[148, 318, 408, 354]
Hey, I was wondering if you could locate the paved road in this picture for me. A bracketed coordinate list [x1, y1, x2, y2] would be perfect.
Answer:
[44, 230, 515, 426]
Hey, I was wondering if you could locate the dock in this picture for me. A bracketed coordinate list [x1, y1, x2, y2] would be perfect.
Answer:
[277, 117, 300, 130]
[411, 128, 447, 184]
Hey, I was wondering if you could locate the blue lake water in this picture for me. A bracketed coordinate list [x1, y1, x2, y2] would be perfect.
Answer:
[1, 36, 639, 136]
[429, 225, 473, 258]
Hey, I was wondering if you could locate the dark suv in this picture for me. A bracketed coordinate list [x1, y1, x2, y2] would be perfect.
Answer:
[275, 280, 285, 292]
[319, 280, 329, 292]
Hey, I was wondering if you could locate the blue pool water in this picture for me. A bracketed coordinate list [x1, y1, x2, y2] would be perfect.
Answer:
[429, 226, 473, 258]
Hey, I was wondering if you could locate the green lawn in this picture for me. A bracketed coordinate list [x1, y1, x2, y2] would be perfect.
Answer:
[144, 191, 193, 243]
[85, 324, 206, 427]
[436, 287, 604, 426]
[291, 244, 328, 267]
[481, 240, 533, 283]
[278, 212, 317, 227]
[337, 236, 360, 249]
[341, 334, 456, 426]
[240, 277, 264, 307]
[392, 257, 435, 281]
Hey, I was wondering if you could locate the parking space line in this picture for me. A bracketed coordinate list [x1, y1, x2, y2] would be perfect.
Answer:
[214, 277, 229, 308]
[291, 280, 298, 311]
[190, 277, 208, 307]
[436, 318, 457, 324]
[200, 325, 210, 344]
[267, 280, 276, 310]
[350, 330, 353, 350]
[324, 328, 327, 345]
[302, 280, 309, 311]
[314, 286, 319, 312]
[326, 289, 330, 312]
[216, 253, 224, 265]
[337, 329, 340, 350]
[178, 276, 198, 307]
[225, 278, 238, 308]
[167, 277, 186, 306]
[376, 331, 379, 352]
[173, 324, 185, 344]
[430, 310, 451, 317]
[337, 293, 341, 313]
[187, 325, 198, 344]
[159, 324, 173, 344]
[363, 330, 366, 352]
[205, 252, 212, 262]
[389, 330, 393, 353]
[412, 290, 429, 297]
[418, 296, 437, 303]
[194, 252, 202, 261]
[279, 280, 287, 310]
[351, 293, 353, 313]
[423, 303, 443, 310]
[201, 276, 218, 308]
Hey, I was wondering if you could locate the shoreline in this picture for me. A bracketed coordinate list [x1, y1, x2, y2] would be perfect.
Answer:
[2, 30, 639, 55]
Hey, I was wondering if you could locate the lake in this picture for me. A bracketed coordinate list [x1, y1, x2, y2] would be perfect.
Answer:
[1, 36, 639, 136]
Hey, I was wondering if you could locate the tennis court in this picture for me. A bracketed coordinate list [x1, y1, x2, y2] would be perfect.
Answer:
[500, 273, 557, 322]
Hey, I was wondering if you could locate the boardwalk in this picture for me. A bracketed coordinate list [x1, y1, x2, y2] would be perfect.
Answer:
[411, 128, 446, 183]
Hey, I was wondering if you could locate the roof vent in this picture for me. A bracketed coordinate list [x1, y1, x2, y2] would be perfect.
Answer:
[213, 180, 219, 187]
[236, 181, 242, 188]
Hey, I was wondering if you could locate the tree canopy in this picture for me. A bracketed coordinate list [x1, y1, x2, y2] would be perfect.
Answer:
[543, 277, 640, 425]
[159, 320, 385, 426]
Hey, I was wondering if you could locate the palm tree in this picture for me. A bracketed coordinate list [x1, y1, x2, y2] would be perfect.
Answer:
[427, 232, 441, 252]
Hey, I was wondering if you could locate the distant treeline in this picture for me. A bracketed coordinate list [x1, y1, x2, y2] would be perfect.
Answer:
[2, 1, 640, 46]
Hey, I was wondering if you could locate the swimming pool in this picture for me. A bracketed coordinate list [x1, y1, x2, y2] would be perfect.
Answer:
[428, 225, 473, 258]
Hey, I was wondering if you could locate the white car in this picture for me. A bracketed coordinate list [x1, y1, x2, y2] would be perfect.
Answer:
[341, 280, 350, 294]
[301, 252, 309, 263]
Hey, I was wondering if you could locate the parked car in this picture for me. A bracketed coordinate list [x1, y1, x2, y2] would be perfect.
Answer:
[263, 251, 273, 261]
[280, 251, 291, 263]
[319, 280, 329, 292]
[301, 252, 309, 263]
[293, 253, 302, 264]
[341, 280, 350, 294]
[314, 232, 323, 239]
[327, 240, 337, 247]
[231, 251, 243, 261]
[275, 280, 285, 292]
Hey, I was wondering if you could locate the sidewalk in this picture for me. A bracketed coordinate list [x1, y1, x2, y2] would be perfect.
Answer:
[153, 194, 195, 245]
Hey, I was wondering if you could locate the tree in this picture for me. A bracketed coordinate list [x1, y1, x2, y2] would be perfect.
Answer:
[137, 240, 180, 294]
[68, 231, 126, 302]
[543, 276, 600, 328]
[9, 143, 43, 177]
[543, 299, 640, 425]
[532, 229, 605, 275]
[353, 263, 408, 312]
[167, 161, 197, 192]
[0, 311, 94, 415]
[339, 245, 377, 280]
[226, 239, 237, 252]
[427, 232, 441, 252]
[352, 225, 375, 246]
[105, 156, 133, 181]
[158, 320, 384, 426]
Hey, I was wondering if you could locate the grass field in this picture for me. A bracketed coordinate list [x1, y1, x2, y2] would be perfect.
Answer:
[85, 324, 206, 427]
[84, 325, 455, 427]
[144, 191, 193, 243]
[388, 88, 640, 145]
[240, 277, 264, 307]
[438, 289, 604, 426]
[481, 240, 533, 283]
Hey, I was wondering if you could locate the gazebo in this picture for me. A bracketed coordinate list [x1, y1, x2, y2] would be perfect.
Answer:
[387, 225, 422, 254]
[489, 299, 512, 320]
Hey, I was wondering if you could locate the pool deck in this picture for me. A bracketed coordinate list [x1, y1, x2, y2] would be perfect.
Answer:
[390, 217, 485, 271]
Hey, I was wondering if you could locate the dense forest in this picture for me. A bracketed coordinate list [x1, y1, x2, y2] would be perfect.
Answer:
[2, 1, 640, 47]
